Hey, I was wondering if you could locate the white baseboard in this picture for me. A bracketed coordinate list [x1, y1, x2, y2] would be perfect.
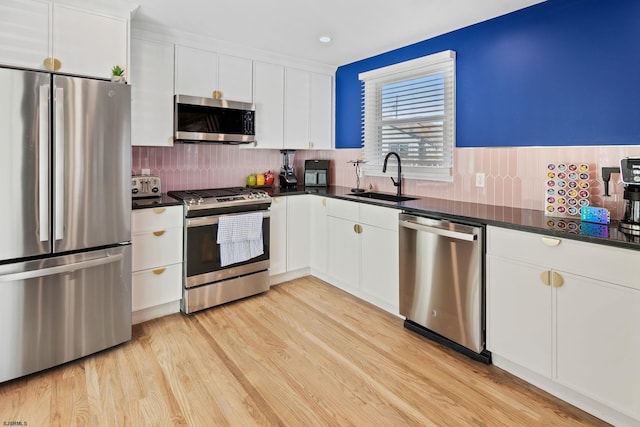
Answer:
[492, 355, 639, 427]
[269, 268, 310, 286]
[132, 300, 180, 325]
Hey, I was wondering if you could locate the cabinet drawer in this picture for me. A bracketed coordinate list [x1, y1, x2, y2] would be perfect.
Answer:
[327, 198, 359, 222]
[132, 206, 182, 232]
[360, 203, 399, 230]
[487, 226, 640, 289]
[132, 263, 182, 311]
[132, 227, 183, 271]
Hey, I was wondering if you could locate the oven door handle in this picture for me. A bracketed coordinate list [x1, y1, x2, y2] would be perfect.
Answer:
[186, 211, 270, 228]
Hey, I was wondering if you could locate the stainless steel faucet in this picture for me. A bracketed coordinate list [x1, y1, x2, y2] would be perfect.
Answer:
[382, 152, 402, 197]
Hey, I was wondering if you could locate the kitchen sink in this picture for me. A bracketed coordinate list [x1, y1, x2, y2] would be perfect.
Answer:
[348, 191, 417, 202]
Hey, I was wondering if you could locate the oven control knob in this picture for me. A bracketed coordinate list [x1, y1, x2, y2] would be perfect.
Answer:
[197, 197, 204, 204]
[248, 193, 254, 199]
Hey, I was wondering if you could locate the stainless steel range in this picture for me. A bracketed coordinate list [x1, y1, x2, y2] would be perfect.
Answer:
[168, 187, 271, 313]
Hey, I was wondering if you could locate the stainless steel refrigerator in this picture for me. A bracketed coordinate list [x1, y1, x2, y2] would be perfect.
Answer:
[0, 67, 132, 383]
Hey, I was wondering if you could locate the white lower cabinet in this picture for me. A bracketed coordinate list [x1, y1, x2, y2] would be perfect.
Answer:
[326, 198, 399, 315]
[286, 194, 310, 271]
[269, 196, 287, 276]
[131, 206, 183, 323]
[327, 214, 360, 294]
[269, 195, 311, 283]
[487, 225, 640, 425]
[309, 196, 328, 276]
[487, 256, 552, 378]
[555, 271, 640, 419]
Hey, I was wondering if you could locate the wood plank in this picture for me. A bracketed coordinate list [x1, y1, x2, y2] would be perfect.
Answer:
[0, 276, 609, 426]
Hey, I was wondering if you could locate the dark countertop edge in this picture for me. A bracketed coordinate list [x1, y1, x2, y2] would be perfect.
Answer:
[132, 194, 182, 210]
[271, 185, 640, 251]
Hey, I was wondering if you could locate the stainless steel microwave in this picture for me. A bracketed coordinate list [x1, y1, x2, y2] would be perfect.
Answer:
[174, 95, 255, 144]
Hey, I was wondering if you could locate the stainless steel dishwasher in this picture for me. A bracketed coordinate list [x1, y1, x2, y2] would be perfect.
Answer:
[399, 213, 490, 363]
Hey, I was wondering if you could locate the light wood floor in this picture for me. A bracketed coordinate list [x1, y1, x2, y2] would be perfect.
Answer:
[0, 276, 608, 426]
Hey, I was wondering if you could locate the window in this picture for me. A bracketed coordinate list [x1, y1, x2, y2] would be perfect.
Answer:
[359, 50, 456, 181]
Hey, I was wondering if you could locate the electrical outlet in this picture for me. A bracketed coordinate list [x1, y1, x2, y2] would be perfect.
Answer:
[141, 168, 151, 176]
[475, 173, 485, 188]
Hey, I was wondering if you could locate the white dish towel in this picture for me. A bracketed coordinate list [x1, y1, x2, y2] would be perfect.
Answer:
[216, 212, 264, 267]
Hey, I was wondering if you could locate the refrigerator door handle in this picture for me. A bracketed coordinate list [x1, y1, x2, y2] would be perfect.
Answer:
[0, 253, 124, 282]
[54, 86, 65, 241]
[39, 84, 50, 242]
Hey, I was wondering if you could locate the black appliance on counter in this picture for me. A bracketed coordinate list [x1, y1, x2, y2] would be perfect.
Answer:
[280, 149, 298, 189]
[167, 187, 271, 314]
[304, 159, 330, 187]
[620, 157, 640, 235]
[602, 157, 640, 236]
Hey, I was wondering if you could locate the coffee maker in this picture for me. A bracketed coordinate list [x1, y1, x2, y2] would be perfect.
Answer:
[619, 157, 640, 235]
[279, 149, 298, 189]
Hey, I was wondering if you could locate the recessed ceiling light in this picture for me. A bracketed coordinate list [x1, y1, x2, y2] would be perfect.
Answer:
[319, 36, 332, 44]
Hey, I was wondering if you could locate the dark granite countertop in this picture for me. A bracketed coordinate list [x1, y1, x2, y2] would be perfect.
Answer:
[132, 193, 182, 210]
[270, 185, 640, 251]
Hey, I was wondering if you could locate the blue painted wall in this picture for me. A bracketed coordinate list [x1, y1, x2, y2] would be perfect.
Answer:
[335, 0, 640, 148]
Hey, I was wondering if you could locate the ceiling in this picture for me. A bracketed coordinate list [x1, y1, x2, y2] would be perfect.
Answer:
[82, 0, 546, 67]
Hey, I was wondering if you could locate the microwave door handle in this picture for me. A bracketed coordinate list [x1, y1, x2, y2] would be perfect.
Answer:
[54, 86, 64, 241]
[38, 84, 50, 242]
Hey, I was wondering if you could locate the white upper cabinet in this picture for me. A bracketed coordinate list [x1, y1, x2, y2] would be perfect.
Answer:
[309, 72, 333, 149]
[253, 61, 285, 149]
[175, 45, 252, 102]
[131, 37, 175, 147]
[285, 68, 333, 149]
[52, 4, 127, 79]
[218, 54, 252, 102]
[284, 68, 311, 149]
[174, 45, 217, 98]
[0, 0, 128, 79]
[252, 62, 333, 149]
[0, 0, 49, 69]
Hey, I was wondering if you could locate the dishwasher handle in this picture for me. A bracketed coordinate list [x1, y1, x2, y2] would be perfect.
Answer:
[399, 217, 478, 241]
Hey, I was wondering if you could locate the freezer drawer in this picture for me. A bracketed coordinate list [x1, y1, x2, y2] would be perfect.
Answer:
[0, 246, 131, 383]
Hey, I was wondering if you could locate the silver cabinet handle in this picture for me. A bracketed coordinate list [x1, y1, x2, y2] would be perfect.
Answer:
[399, 219, 477, 241]
[54, 86, 65, 241]
[0, 254, 123, 282]
[38, 84, 50, 242]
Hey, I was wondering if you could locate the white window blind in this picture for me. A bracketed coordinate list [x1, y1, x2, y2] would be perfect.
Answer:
[359, 50, 456, 181]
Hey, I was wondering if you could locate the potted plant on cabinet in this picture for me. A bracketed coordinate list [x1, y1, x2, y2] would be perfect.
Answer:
[111, 65, 126, 83]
